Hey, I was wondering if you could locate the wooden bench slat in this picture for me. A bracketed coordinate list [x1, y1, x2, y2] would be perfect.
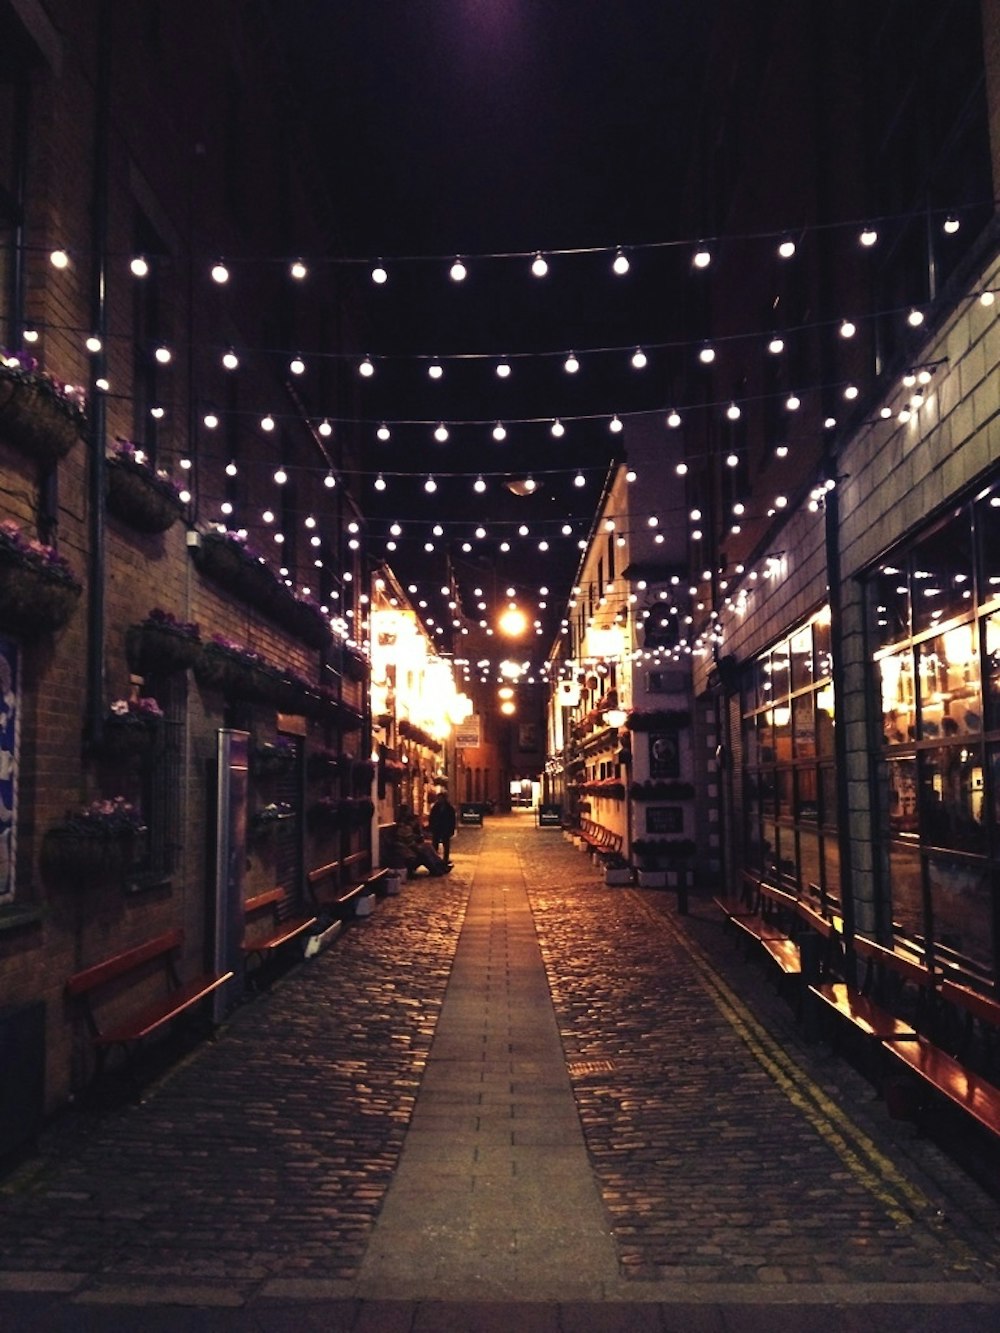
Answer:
[67, 929, 184, 997]
[940, 978, 1000, 1031]
[809, 982, 916, 1040]
[95, 971, 233, 1046]
[884, 1036, 1000, 1138]
[242, 916, 316, 955]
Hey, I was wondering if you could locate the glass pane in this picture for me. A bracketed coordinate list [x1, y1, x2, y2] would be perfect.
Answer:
[769, 645, 790, 704]
[755, 654, 773, 711]
[917, 624, 981, 739]
[789, 626, 813, 692]
[819, 766, 837, 826]
[888, 841, 924, 940]
[991, 745, 1000, 829]
[760, 768, 776, 817]
[816, 682, 835, 756]
[776, 769, 793, 815]
[799, 827, 821, 894]
[919, 745, 988, 853]
[911, 512, 975, 635]
[822, 835, 841, 906]
[870, 563, 910, 648]
[979, 491, 1000, 604]
[887, 757, 919, 837]
[744, 712, 761, 768]
[793, 691, 816, 758]
[927, 854, 994, 976]
[762, 819, 777, 878]
[813, 611, 832, 678]
[758, 708, 774, 763]
[985, 612, 1000, 732]
[773, 698, 793, 760]
[796, 768, 819, 822]
[744, 801, 763, 871]
[878, 650, 916, 746]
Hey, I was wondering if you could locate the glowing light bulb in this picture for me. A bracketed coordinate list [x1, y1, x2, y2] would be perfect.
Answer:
[839, 320, 856, 338]
[778, 237, 796, 259]
[371, 262, 388, 284]
[434, 423, 449, 442]
[154, 345, 172, 365]
[574, 472, 585, 487]
[428, 361, 443, 379]
[693, 247, 711, 269]
[425, 475, 437, 492]
[860, 226, 878, 247]
[474, 475, 486, 493]
[449, 257, 467, 282]
[318, 419, 332, 437]
[726, 402, 741, 421]
[786, 394, 801, 411]
[220, 501, 233, 516]
[943, 215, 960, 234]
[260, 415, 275, 432]
[907, 308, 925, 327]
[551, 419, 565, 438]
[359, 356, 375, 377]
[631, 347, 648, 369]
[290, 259, 308, 280]
[85, 335, 102, 354]
[531, 252, 548, 277]
[374, 474, 386, 491]
[612, 248, 630, 275]
[768, 335, 785, 355]
[130, 255, 149, 277]
[50, 249, 70, 269]
[273, 467, 287, 485]
[564, 353, 580, 374]
[222, 349, 239, 371]
[609, 415, 623, 433]
[699, 345, 715, 364]
[203, 412, 219, 431]
[376, 423, 391, 441]
[289, 355, 306, 375]
[493, 422, 507, 441]
[666, 409, 681, 428]
[496, 361, 511, 378]
[225, 460, 238, 477]
[211, 261, 229, 284]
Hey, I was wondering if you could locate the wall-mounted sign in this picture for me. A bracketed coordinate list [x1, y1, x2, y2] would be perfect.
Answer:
[455, 715, 482, 747]
[646, 806, 684, 834]
[648, 731, 680, 779]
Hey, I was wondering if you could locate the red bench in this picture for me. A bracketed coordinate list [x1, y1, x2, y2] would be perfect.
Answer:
[66, 929, 232, 1076]
[242, 888, 317, 981]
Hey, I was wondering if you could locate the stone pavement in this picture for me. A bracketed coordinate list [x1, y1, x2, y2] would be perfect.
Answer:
[1, 811, 1000, 1331]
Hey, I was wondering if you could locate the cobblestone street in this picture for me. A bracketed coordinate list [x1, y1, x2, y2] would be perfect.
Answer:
[2, 813, 1000, 1330]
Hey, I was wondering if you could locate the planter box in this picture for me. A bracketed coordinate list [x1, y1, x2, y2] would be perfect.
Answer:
[605, 868, 633, 886]
[385, 873, 402, 897]
[636, 869, 668, 888]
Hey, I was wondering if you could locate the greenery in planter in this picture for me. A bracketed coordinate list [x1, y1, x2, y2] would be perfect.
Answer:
[126, 608, 201, 674]
[398, 718, 442, 752]
[250, 738, 297, 778]
[194, 636, 266, 696]
[630, 780, 695, 801]
[192, 529, 332, 648]
[42, 796, 146, 883]
[0, 519, 83, 635]
[98, 696, 164, 759]
[106, 442, 186, 533]
[625, 709, 691, 732]
[250, 802, 294, 835]
[580, 778, 626, 799]
[631, 837, 696, 868]
[0, 352, 87, 467]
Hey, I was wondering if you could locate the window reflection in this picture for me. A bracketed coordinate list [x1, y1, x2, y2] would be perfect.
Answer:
[887, 757, 918, 837]
[870, 563, 910, 648]
[911, 514, 975, 636]
[985, 612, 1000, 731]
[917, 624, 981, 738]
[878, 650, 915, 745]
[927, 855, 994, 975]
[920, 747, 987, 853]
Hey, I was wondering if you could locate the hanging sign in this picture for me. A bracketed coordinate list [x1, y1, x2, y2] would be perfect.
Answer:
[455, 715, 482, 747]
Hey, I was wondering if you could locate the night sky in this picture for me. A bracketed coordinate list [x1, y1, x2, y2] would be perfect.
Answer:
[274, 1, 711, 669]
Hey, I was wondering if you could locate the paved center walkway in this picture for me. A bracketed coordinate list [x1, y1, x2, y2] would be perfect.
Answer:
[358, 842, 619, 1299]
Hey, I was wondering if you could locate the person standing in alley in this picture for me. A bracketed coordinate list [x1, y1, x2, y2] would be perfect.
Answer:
[428, 790, 457, 868]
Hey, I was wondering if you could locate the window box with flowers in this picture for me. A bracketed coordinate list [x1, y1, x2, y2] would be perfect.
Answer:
[250, 801, 295, 838]
[41, 797, 147, 884]
[194, 636, 266, 698]
[106, 441, 187, 534]
[631, 837, 696, 888]
[126, 608, 201, 675]
[99, 696, 164, 759]
[0, 353, 87, 467]
[0, 520, 82, 636]
[250, 738, 297, 779]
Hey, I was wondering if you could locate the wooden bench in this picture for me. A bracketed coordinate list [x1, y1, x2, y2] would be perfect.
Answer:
[307, 851, 389, 921]
[577, 818, 623, 862]
[716, 876, 802, 984]
[242, 888, 317, 979]
[66, 929, 232, 1075]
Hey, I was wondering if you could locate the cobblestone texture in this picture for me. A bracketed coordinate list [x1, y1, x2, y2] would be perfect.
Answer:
[2, 818, 1000, 1323]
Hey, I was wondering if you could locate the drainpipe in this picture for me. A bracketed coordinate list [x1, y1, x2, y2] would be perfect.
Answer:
[85, 0, 112, 748]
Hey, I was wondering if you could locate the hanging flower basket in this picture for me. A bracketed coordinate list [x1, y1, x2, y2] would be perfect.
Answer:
[96, 697, 164, 760]
[106, 448, 186, 534]
[250, 802, 295, 837]
[41, 798, 146, 884]
[125, 610, 201, 675]
[0, 358, 86, 467]
[0, 520, 82, 635]
[194, 637, 265, 697]
[342, 646, 368, 682]
[251, 740, 297, 778]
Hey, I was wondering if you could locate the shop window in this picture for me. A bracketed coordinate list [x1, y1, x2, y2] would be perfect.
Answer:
[878, 649, 916, 745]
[911, 513, 975, 636]
[919, 747, 987, 854]
[926, 855, 994, 977]
[984, 611, 1000, 732]
[793, 692, 816, 759]
[916, 624, 981, 738]
[870, 563, 910, 649]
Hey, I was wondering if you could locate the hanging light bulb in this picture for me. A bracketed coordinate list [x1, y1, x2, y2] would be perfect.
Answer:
[85, 335, 102, 354]
[839, 319, 856, 339]
[374, 473, 387, 491]
[612, 248, 630, 275]
[371, 261, 388, 284]
[225, 460, 238, 477]
[428, 361, 444, 379]
[449, 257, 467, 282]
[262, 509, 275, 523]
[492, 422, 507, 441]
[50, 248, 70, 269]
[425, 475, 437, 492]
[203, 412, 219, 429]
[551, 419, 565, 438]
[496, 360, 512, 378]
[260, 415, 276, 432]
[698, 344, 716, 364]
[318, 419, 333, 437]
[564, 352, 580, 374]
[859, 226, 878, 247]
[666, 409, 682, 428]
[222, 349, 239, 370]
[777, 237, 796, 258]
[609, 415, 623, 433]
[523, 477, 537, 493]
[767, 335, 785, 354]
[786, 393, 801, 410]
[726, 402, 741, 421]
[726, 452, 739, 468]
[289, 355, 306, 375]
[211, 261, 229, 284]
[531, 252, 548, 277]
[130, 255, 149, 277]
[574, 472, 585, 487]
[154, 345, 172, 364]
[359, 356, 375, 377]
[289, 259, 308, 280]
[943, 215, 960, 234]
[474, 475, 486, 493]
[631, 348, 648, 369]
[692, 246, 711, 269]
[376, 423, 391, 441]
[273, 467, 287, 484]
[179, 456, 193, 470]
[220, 501, 233, 516]
[907, 308, 925, 327]
[434, 423, 449, 442]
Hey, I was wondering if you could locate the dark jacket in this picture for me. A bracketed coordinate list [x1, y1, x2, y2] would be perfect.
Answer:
[428, 798, 457, 839]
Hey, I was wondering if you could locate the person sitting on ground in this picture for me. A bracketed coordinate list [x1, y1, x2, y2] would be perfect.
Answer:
[428, 790, 457, 867]
[391, 804, 447, 878]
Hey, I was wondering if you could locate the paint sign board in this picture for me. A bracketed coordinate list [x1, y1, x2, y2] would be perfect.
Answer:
[455, 715, 482, 748]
